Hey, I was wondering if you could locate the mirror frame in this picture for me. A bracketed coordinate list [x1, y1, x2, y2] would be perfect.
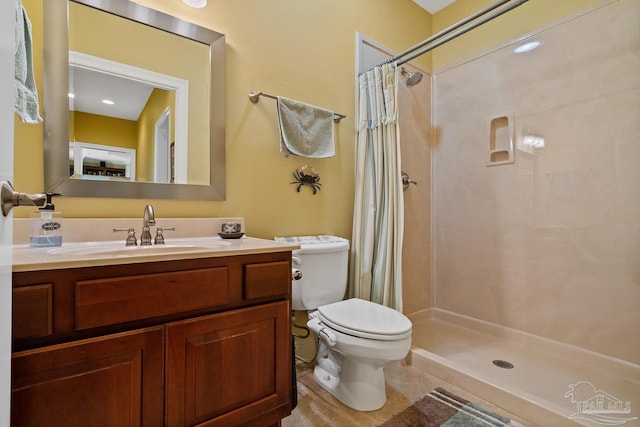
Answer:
[43, 0, 226, 200]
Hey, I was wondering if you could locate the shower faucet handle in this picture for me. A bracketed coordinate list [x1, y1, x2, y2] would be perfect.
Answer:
[401, 171, 418, 191]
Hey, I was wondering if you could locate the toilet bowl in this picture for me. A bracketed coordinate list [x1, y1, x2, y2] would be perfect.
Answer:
[278, 236, 413, 411]
[307, 298, 412, 411]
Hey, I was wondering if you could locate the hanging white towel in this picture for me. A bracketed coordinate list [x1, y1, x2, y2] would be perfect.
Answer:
[14, 0, 43, 124]
[277, 96, 335, 158]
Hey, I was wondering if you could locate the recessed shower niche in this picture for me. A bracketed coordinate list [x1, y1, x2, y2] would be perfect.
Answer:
[487, 114, 514, 166]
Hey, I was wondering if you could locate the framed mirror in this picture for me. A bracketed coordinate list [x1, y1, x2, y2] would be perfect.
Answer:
[43, 0, 226, 200]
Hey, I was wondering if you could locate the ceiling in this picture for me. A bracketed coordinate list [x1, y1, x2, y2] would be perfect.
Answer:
[68, 66, 154, 122]
[412, 0, 456, 14]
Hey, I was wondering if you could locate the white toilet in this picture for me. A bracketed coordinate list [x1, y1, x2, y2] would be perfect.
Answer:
[290, 236, 412, 411]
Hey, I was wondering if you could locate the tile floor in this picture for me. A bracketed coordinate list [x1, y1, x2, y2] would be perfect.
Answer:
[282, 360, 533, 427]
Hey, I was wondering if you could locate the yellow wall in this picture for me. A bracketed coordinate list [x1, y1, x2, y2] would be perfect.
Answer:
[13, 0, 600, 240]
[136, 88, 175, 182]
[432, 0, 601, 70]
[71, 112, 138, 150]
[13, 0, 433, 240]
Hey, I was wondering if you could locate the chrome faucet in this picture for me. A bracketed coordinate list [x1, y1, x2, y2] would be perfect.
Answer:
[140, 204, 156, 245]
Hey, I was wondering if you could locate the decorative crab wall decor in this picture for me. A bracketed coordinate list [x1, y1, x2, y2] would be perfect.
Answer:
[291, 165, 321, 194]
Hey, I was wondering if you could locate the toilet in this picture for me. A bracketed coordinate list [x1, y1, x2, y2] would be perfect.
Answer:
[289, 236, 412, 411]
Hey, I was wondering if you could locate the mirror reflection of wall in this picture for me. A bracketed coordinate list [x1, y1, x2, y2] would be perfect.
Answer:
[68, 63, 177, 183]
[31, 0, 226, 200]
[68, 1, 210, 185]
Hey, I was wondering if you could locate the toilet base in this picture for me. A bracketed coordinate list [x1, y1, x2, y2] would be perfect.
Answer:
[313, 356, 387, 411]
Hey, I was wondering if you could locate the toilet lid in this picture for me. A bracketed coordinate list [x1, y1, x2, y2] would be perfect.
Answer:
[317, 298, 412, 341]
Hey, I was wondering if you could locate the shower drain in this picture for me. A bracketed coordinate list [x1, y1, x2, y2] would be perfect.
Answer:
[492, 359, 514, 369]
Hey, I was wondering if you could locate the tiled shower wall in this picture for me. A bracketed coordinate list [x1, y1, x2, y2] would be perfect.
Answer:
[432, 0, 639, 363]
[398, 70, 432, 315]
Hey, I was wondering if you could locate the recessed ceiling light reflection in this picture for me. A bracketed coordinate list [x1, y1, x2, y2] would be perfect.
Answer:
[102, 99, 114, 105]
[514, 41, 541, 53]
[183, 0, 207, 7]
[68, 93, 75, 98]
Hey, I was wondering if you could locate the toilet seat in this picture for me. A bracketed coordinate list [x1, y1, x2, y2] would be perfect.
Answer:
[317, 298, 412, 341]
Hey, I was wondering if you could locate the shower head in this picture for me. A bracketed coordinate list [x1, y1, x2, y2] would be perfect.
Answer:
[401, 67, 423, 87]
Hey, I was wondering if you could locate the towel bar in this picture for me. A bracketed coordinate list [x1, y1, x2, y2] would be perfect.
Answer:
[249, 91, 346, 123]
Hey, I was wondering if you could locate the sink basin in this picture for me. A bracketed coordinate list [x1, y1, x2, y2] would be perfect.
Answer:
[46, 239, 231, 258]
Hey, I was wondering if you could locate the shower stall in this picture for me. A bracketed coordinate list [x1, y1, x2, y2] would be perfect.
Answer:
[402, 0, 639, 425]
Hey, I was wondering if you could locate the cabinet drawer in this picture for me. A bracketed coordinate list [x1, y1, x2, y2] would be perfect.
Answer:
[244, 261, 290, 301]
[12, 284, 53, 340]
[76, 267, 229, 330]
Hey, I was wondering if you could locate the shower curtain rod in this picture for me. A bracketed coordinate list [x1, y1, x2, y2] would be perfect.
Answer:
[382, 0, 529, 67]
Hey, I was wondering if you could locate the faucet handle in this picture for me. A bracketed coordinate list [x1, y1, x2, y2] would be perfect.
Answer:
[113, 227, 138, 246]
[154, 227, 175, 245]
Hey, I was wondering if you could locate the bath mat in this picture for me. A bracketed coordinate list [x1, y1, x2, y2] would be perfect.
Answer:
[380, 387, 519, 427]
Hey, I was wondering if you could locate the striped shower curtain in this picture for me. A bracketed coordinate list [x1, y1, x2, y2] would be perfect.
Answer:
[349, 63, 404, 311]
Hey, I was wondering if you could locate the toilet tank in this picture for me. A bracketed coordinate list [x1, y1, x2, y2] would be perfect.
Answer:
[288, 236, 350, 310]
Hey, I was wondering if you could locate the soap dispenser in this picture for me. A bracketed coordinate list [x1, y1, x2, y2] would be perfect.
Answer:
[30, 193, 63, 247]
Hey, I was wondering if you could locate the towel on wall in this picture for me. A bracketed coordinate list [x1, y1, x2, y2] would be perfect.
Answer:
[14, 0, 43, 124]
[277, 97, 335, 158]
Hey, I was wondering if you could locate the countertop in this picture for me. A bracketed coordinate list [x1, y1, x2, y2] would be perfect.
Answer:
[13, 236, 299, 272]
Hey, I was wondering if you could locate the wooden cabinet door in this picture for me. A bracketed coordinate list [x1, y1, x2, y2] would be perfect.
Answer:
[166, 301, 291, 427]
[11, 326, 164, 427]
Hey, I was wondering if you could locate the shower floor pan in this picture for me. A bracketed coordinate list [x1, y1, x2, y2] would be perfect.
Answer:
[407, 309, 639, 427]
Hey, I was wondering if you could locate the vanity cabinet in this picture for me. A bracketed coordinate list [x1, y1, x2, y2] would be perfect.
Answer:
[166, 302, 289, 427]
[12, 326, 164, 427]
[11, 251, 293, 427]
